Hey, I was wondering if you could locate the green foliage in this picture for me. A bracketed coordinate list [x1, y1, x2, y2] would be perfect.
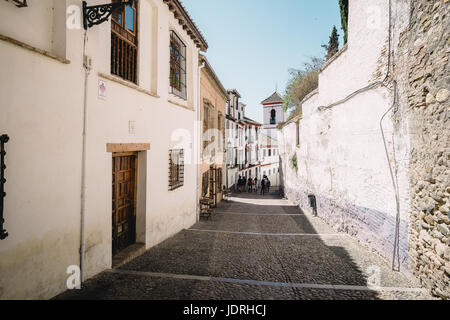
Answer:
[283, 56, 324, 121]
[339, 0, 349, 44]
[322, 26, 340, 61]
[290, 153, 298, 172]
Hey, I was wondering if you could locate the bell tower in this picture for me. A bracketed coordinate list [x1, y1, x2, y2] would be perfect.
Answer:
[261, 92, 285, 138]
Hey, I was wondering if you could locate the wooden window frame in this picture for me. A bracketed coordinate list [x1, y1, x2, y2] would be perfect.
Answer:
[170, 31, 187, 100]
[111, 0, 138, 84]
[169, 149, 184, 191]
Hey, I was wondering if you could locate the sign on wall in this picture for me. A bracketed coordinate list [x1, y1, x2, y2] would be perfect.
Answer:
[98, 80, 107, 100]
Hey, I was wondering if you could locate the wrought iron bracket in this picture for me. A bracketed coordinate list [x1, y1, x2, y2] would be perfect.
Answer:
[83, 0, 134, 30]
[9, 0, 28, 7]
[0, 134, 9, 240]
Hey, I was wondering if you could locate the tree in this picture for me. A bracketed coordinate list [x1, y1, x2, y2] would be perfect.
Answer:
[322, 26, 340, 61]
[339, 0, 349, 44]
[283, 56, 324, 120]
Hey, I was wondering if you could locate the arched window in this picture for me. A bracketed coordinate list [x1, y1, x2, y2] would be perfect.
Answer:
[270, 109, 276, 125]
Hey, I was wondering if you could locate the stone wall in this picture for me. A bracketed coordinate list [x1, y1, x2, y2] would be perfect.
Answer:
[395, 0, 449, 299]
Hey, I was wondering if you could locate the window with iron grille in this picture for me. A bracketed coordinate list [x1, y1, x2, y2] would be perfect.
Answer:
[218, 113, 224, 151]
[168, 149, 184, 191]
[202, 171, 209, 197]
[216, 169, 223, 192]
[203, 103, 211, 152]
[170, 31, 187, 100]
[111, 0, 138, 84]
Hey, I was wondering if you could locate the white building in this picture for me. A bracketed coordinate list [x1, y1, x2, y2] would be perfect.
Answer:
[239, 116, 262, 181]
[225, 89, 242, 189]
[0, 0, 207, 299]
[259, 133, 280, 187]
[261, 91, 288, 139]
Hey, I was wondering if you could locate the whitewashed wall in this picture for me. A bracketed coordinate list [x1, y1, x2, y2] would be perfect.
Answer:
[0, 0, 201, 299]
[280, 0, 412, 272]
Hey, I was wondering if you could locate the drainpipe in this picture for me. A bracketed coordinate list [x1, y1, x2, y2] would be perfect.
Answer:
[80, 30, 91, 284]
[196, 60, 206, 222]
[380, 80, 401, 272]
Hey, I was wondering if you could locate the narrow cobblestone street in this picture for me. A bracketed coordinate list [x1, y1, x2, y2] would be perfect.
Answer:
[56, 191, 432, 300]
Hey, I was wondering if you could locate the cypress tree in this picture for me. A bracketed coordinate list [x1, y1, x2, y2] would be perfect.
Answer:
[339, 0, 349, 44]
[322, 26, 340, 60]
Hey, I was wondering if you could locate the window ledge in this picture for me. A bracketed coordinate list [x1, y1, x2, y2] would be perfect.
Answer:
[99, 73, 159, 98]
[168, 98, 194, 112]
[0, 33, 70, 64]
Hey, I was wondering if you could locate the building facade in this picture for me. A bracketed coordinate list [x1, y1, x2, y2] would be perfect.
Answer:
[199, 55, 228, 207]
[259, 133, 280, 187]
[261, 91, 287, 139]
[0, 0, 206, 299]
[225, 89, 241, 189]
[239, 116, 262, 182]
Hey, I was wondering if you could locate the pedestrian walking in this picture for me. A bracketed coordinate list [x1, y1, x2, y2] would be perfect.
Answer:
[241, 177, 246, 193]
[248, 177, 253, 193]
[260, 177, 266, 195]
[267, 178, 271, 193]
[237, 176, 242, 193]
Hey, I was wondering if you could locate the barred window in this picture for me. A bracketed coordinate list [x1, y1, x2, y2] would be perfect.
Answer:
[170, 31, 187, 100]
[111, 0, 138, 83]
[169, 149, 184, 191]
[218, 113, 224, 150]
[216, 169, 223, 192]
[202, 171, 209, 197]
[203, 103, 210, 151]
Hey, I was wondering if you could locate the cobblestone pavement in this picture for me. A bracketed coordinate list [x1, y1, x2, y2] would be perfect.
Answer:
[56, 191, 433, 300]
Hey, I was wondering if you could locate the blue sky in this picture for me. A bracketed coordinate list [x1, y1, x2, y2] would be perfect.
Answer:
[183, 0, 344, 123]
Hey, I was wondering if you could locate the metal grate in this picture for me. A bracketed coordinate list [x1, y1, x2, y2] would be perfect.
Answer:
[1, 135, 9, 240]
[168, 149, 184, 191]
[202, 171, 209, 197]
[169, 31, 187, 100]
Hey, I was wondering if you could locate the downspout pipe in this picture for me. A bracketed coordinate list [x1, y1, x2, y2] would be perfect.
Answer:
[80, 30, 91, 284]
[380, 80, 401, 272]
[196, 61, 206, 221]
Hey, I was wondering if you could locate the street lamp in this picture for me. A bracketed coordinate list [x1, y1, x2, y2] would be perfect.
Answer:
[82, 0, 134, 30]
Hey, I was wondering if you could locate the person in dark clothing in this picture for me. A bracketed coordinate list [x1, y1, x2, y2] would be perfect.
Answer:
[267, 178, 271, 193]
[260, 177, 266, 195]
[237, 176, 242, 193]
[248, 177, 253, 193]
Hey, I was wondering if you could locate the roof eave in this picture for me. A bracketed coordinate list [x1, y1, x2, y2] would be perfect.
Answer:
[164, 0, 208, 51]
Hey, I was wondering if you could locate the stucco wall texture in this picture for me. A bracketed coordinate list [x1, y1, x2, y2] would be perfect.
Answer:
[280, 0, 449, 299]
[0, 0, 201, 299]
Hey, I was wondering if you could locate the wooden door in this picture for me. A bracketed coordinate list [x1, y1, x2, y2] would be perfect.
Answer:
[112, 153, 137, 255]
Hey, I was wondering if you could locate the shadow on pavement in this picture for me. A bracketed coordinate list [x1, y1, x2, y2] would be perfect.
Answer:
[55, 192, 380, 300]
